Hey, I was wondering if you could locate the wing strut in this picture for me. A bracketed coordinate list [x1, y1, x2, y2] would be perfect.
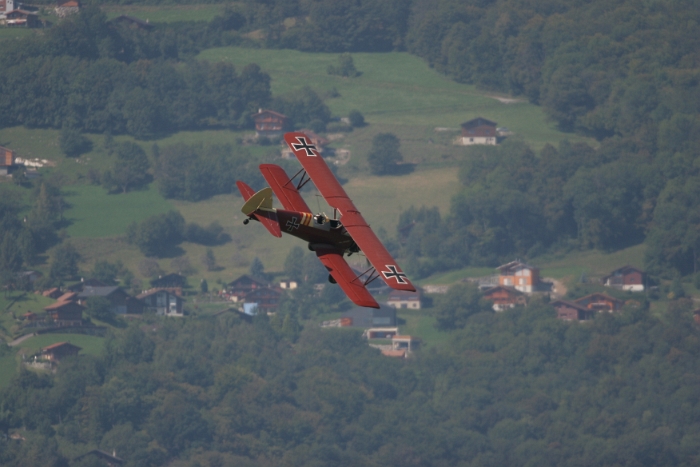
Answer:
[287, 167, 313, 191]
[354, 265, 381, 287]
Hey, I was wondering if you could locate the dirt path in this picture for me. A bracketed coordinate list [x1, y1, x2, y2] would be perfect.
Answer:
[7, 333, 36, 347]
[546, 278, 567, 299]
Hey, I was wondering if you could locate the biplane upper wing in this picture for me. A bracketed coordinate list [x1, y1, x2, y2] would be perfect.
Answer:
[259, 164, 311, 212]
[315, 247, 380, 308]
[284, 132, 416, 292]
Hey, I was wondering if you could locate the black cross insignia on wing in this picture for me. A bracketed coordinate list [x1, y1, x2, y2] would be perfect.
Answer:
[292, 137, 317, 157]
[286, 217, 300, 231]
[381, 265, 408, 284]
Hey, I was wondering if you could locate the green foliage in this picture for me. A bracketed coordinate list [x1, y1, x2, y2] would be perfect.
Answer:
[86, 296, 112, 321]
[125, 210, 185, 257]
[59, 126, 92, 157]
[270, 86, 331, 129]
[102, 141, 151, 194]
[327, 53, 360, 77]
[49, 242, 81, 282]
[347, 109, 365, 127]
[367, 132, 403, 175]
[433, 282, 492, 330]
[155, 143, 261, 202]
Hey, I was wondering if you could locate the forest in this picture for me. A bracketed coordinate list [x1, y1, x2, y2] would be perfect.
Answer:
[1, 1, 700, 465]
[2, 297, 700, 467]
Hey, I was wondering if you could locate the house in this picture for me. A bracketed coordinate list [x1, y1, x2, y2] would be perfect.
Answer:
[386, 289, 421, 309]
[253, 109, 288, 139]
[66, 278, 107, 293]
[392, 335, 420, 352]
[150, 273, 187, 290]
[573, 293, 623, 312]
[55, 0, 79, 17]
[4, 9, 39, 27]
[551, 299, 595, 321]
[496, 261, 540, 293]
[243, 287, 283, 313]
[56, 291, 78, 303]
[0, 0, 16, 17]
[341, 304, 396, 328]
[482, 285, 527, 311]
[364, 327, 399, 339]
[0, 146, 16, 175]
[109, 14, 153, 30]
[137, 288, 184, 316]
[77, 286, 144, 314]
[458, 117, 498, 145]
[602, 266, 646, 292]
[227, 274, 269, 302]
[44, 301, 84, 325]
[41, 342, 81, 362]
[42, 288, 63, 299]
[381, 349, 407, 358]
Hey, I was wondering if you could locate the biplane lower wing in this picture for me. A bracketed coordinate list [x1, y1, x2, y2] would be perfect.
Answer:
[259, 164, 311, 212]
[283, 132, 416, 292]
[315, 248, 380, 308]
[235, 181, 282, 238]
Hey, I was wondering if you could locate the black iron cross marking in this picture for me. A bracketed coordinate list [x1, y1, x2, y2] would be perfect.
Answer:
[292, 137, 317, 157]
[381, 265, 408, 284]
[286, 217, 300, 231]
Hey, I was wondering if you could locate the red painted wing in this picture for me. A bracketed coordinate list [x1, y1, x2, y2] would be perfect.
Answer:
[259, 164, 311, 212]
[315, 248, 380, 308]
[284, 132, 415, 292]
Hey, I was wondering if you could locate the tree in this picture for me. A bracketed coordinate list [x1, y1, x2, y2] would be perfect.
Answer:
[126, 210, 185, 257]
[59, 125, 92, 157]
[49, 242, 81, 282]
[103, 142, 151, 194]
[367, 133, 403, 175]
[200, 278, 208, 294]
[202, 248, 217, 271]
[250, 256, 266, 280]
[327, 53, 360, 77]
[433, 283, 491, 330]
[85, 296, 112, 321]
[348, 109, 365, 127]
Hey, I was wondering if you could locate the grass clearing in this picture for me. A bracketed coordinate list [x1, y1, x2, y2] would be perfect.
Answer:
[64, 184, 174, 238]
[198, 47, 597, 151]
[102, 4, 226, 23]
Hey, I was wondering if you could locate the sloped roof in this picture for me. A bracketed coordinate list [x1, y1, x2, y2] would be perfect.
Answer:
[78, 286, 122, 298]
[42, 341, 81, 352]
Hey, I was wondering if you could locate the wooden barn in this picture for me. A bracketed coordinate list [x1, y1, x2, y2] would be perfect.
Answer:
[459, 117, 497, 145]
[253, 109, 288, 139]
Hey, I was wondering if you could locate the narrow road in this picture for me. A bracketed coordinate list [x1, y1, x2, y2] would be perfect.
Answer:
[8, 333, 36, 347]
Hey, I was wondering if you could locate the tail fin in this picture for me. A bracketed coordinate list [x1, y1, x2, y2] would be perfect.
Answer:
[236, 182, 282, 238]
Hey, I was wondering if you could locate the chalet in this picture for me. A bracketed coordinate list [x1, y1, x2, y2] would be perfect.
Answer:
[551, 299, 595, 321]
[496, 261, 540, 293]
[137, 288, 184, 316]
[109, 14, 153, 30]
[253, 109, 288, 139]
[364, 327, 399, 339]
[482, 285, 527, 311]
[459, 117, 497, 146]
[66, 278, 107, 292]
[602, 266, 645, 292]
[78, 286, 144, 314]
[44, 301, 84, 325]
[42, 288, 63, 299]
[41, 342, 81, 362]
[392, 335, 420, 352]
[387, 289, 421, 309]
[341, 304, 396, 328]
[150, 273, 187, 290]
[381, 349, 407, 358]
[574, 293, 623, 312]
[55, 0, 79, 17]
[0, 146, 15, 175]
[226, 274, 269, 302]
[5, 9, 39, 27]
[0, 0, 16, 17]
[243, 287, 282, 313]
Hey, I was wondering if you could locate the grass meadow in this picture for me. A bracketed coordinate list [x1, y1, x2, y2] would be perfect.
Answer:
[14, 333, 105, 356]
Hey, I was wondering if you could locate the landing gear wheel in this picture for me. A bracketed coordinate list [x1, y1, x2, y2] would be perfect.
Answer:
[243, 218, 250, 225]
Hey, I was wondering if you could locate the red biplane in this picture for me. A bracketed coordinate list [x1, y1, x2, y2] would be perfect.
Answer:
[236, 131, 415, 308]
